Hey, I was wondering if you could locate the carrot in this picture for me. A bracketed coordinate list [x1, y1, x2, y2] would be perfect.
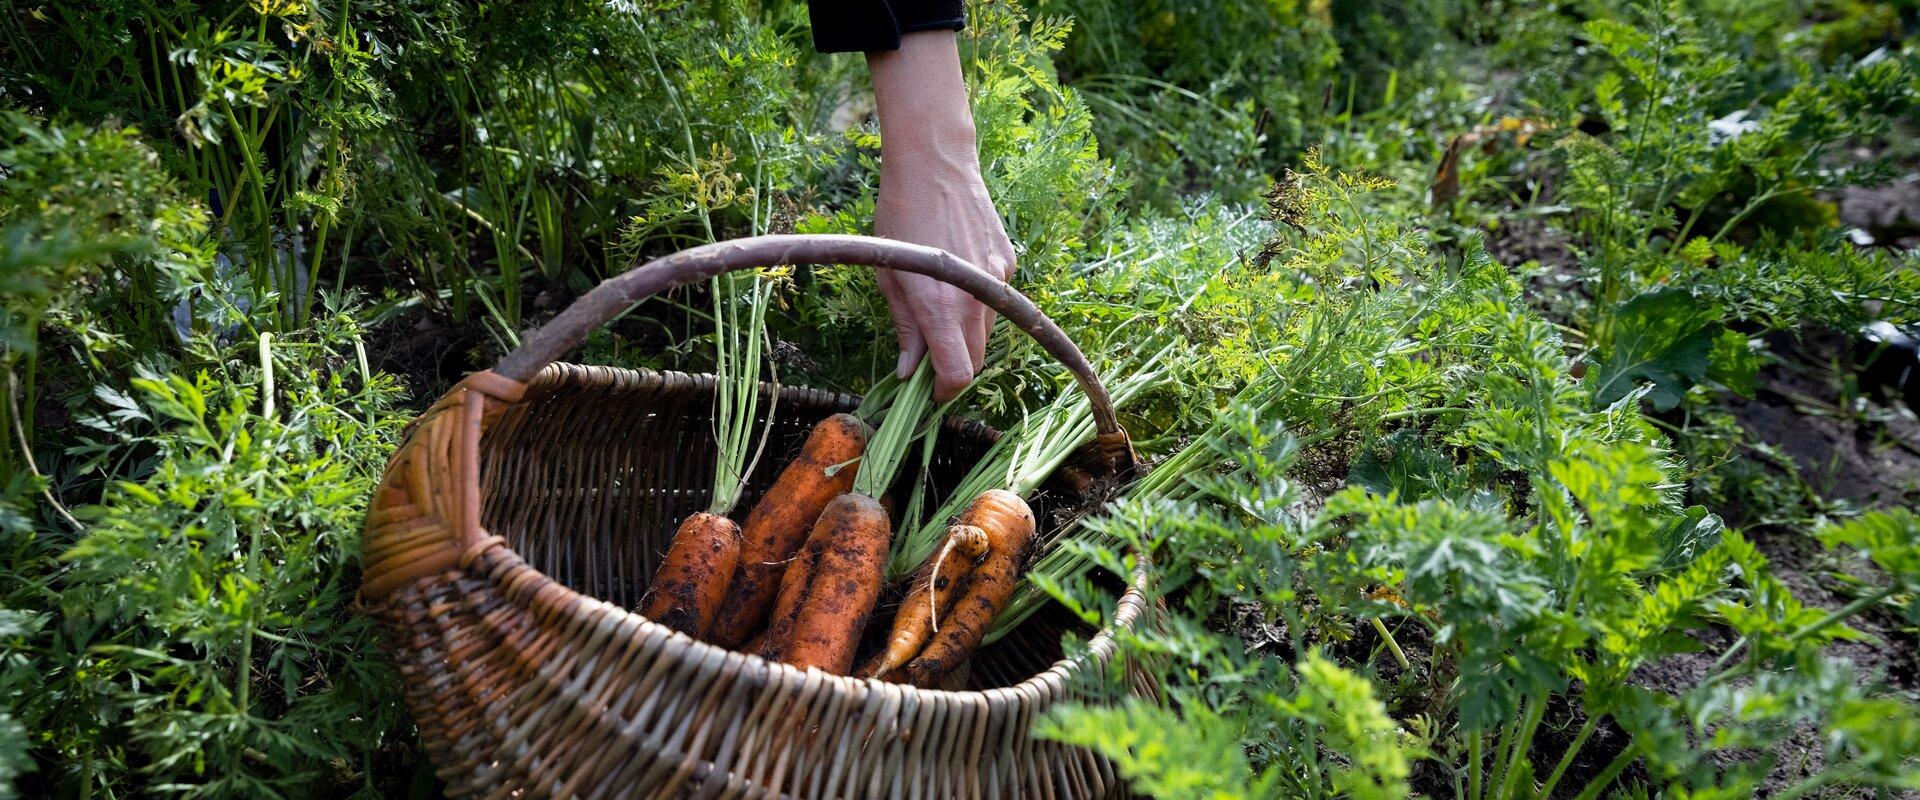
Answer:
[754, 529, 825, 659]
[892, 490, 1035, 687]
[856, 525, 990, 680]
[638, 511, 742, 637]
[707, 412, 870, 647]
[761, 493, 891, 674]
[755, 364, 933, 666]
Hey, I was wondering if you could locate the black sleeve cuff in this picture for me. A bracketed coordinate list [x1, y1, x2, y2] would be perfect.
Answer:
[807, 0, 965, 54]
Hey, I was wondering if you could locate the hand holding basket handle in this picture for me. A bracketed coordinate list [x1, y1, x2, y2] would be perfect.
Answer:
[363, 234, 1133, 601]
[359, 234, 1152, 799]
[496, 234, 1131, 470]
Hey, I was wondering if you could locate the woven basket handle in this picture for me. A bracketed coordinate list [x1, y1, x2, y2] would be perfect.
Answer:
[495, 234, 1134, 471]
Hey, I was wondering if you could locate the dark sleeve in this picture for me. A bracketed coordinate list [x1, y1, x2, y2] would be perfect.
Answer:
[807, 0, 965, 53]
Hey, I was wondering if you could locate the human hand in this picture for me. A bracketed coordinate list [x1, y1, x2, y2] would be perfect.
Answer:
[868, 31, 1016, 402]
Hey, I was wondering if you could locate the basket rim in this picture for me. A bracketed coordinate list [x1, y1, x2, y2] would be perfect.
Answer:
[474, 362, 1154, 699]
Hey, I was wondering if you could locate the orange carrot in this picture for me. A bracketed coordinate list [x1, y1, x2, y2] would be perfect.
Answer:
[893, 490, 1035, 687]
[708, 413, 870, 647]
[754, 530, 825, 660]
[856, 525, 989, 680]
[763, 493, 891, 674]
[637, 512, 742, 637]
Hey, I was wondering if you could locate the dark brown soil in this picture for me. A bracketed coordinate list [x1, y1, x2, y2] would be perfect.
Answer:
[1486, 216, 1585, 315]
[1633, 330, 1920, 798]
[1726, 332, 1920, 509]
[1840, 178, 1920, 248]
[361, 309, 491, 401]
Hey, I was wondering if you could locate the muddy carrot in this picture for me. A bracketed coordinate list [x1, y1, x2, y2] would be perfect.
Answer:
[764, 493, 892, 674]
[754, 528, 827, 659]
[895, 490, 1035, 687]
[857, 525, 990, 680]
[708, 412, 870, 646]
[638, 511, 742, 637]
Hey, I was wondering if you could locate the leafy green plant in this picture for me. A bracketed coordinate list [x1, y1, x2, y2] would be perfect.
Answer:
[7, 0, 1920, 797]
[1035, 158, 1920, 800]
[3, 317, 412, 798]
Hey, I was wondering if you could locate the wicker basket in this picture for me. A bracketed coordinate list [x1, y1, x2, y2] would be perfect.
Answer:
[358, 235, 1150, 799]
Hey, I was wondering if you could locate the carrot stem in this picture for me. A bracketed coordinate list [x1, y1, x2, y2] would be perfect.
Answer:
[851, 360, 934, 500]
[889, 349, 1170, 581]
[708, 271, 777, 515]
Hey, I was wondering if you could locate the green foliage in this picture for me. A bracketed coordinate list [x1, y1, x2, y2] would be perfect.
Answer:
[4, 320, 412, 798]
[1819, 508, 1920, 580]
[7, 0, 1920, 797]
[0, 113, 212, 358]
[1587, 288, 1722, 410]
[1031, 0, 1341, 203]
[1036, 155, 1920, 798]
[1038, 701, 1269, 800]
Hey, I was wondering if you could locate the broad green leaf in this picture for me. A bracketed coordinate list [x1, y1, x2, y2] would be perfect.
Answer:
[1588, 288, 1723, 411]
[1653, 506, 1726, 572]
[1347, 429, 1455, 501]
[1707, 328, 1761, 397]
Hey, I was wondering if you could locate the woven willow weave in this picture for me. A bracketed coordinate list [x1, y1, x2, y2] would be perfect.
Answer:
[358, 235, 1152, 799]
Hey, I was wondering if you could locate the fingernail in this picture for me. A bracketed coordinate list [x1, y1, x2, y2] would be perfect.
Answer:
[896, 349, 916, 379]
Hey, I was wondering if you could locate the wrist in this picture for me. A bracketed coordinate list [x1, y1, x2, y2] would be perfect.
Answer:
[880, 114, 978, 163]
[868, 31, 978, 161]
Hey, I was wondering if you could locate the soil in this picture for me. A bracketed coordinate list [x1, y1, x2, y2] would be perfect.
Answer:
[1634, 330, 1920, 798]
[1727, 331, 1920, 509]
[361, 309, 492, 400]
[1485, 216, 1588, 321]
[1476, 214, 1920, 796]
[1840, 177, 1920, 248]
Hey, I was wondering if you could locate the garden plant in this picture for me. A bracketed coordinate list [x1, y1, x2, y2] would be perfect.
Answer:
[1, 0, 1917, 797]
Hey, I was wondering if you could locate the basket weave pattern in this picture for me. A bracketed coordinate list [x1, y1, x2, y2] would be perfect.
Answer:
[361, 234, 1153, 798]
[360, 364, 1148, 799]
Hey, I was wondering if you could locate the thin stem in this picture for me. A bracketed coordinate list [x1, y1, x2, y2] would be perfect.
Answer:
[1536, 715, 1601, 800]
[852, 361, 934, 500]
[1770, 768, 1849, 800]
[1490, 710, 1522, 800]
[1707, 584, 1898, 682]
[1787, 585, 1898, 644]
[1469, 734, 1485, 800]
[1498, 696, 1548, 800]
[7, 369, 82, 531]
[1370, 617, 1411, 671]
[1568, 744, 1638, 800]
[707, 273, 773, 515]
[1381, 406, 1469, 422]
[259, 333, 275, 420]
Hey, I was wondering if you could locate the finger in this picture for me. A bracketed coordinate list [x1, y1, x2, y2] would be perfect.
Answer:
[985, 249, 1015, 283]
[978, 306, 995, 367]
[963, 304, 987, 376]
[921, 316, 977, 402]
[895, 320, 927, 379]
[978, 249, 1012, 371]
[877, 270, 927, 377]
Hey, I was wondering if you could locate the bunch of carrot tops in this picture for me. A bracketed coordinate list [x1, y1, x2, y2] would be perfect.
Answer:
[634, 272, 1045, 686]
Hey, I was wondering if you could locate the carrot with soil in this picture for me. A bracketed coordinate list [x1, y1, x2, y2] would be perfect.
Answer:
[756, 363, 938, 673]
[876, 346, 1165, 663]
[637, 272, 775, 638]
[865, 490, 1034, 685]
[766, 493, 893, 672]
[857, 525, 990, 680]
[638, 512, 741, 634]
[707, 410, 870, 646]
